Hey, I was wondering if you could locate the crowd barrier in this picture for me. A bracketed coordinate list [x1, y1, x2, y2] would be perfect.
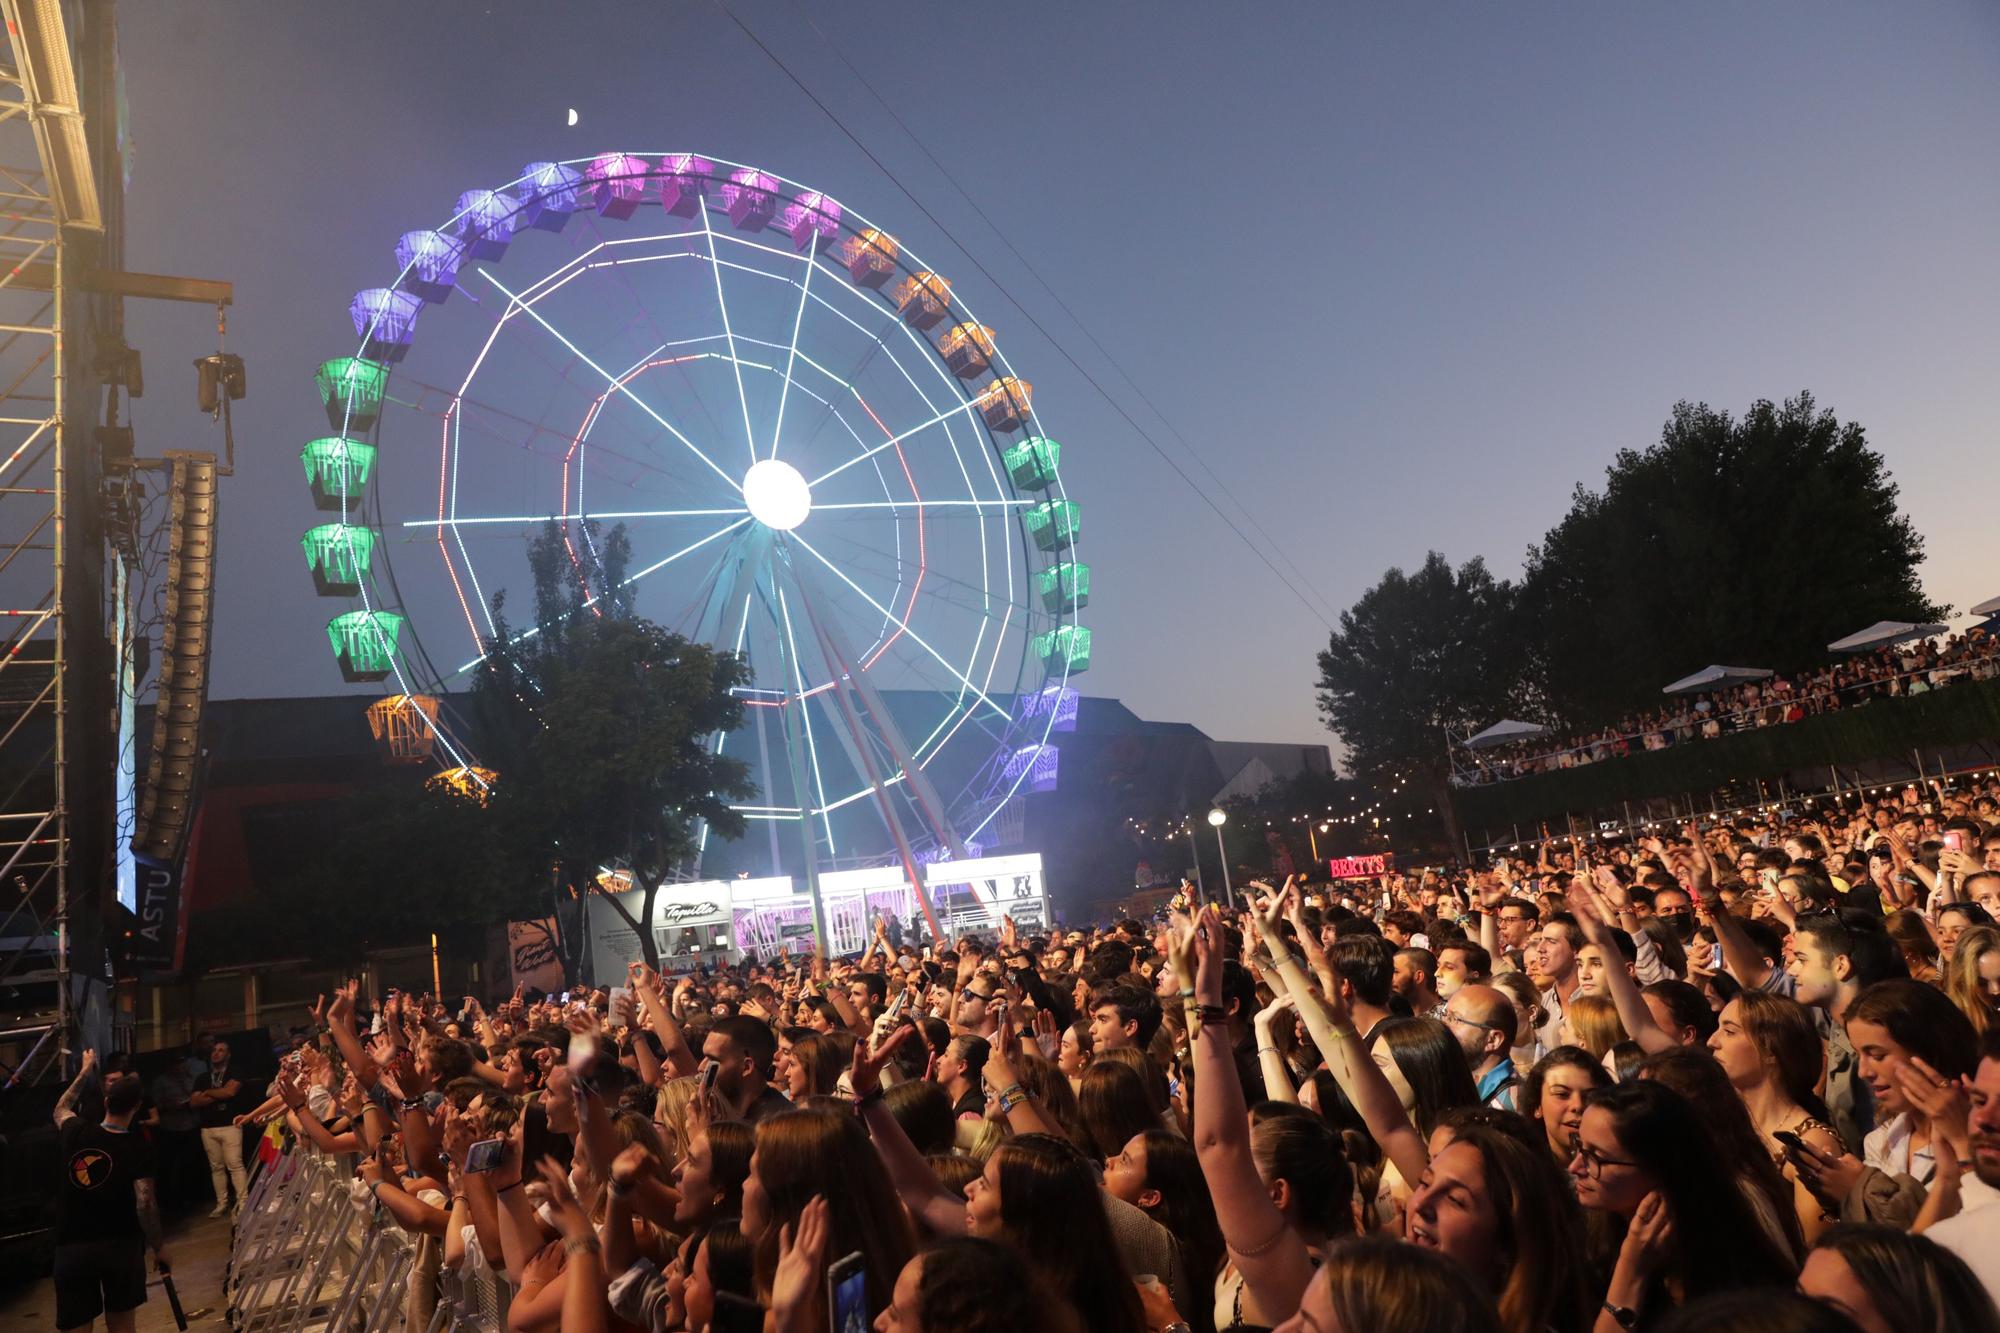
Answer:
[223, 1143, 510, 1333]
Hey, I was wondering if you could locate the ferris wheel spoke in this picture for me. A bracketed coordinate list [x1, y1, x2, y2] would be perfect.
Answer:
[767, 229, 817, 464]
[773, 582, 837, 849]
[788, 531, 1010, 723]
[811, 498, 1029, 515]
[477, 267, 743, 494]
[696, 196, 760, 469]
[400, 505, 748, 529]
[806, 392, 989, 489]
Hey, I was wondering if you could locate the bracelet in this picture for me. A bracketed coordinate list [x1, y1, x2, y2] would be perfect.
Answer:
[1195, 1004, 1227, 1024]
[855, 1087, 886, 1109]
[1266, 950, 1296, 969]
[563, 1234, 602, 1257]
[496, 1180, 522, 1195]
[608, 1178, 634, 1199]
[1329, 1025, 1357, 1040]
[996, 1083, 1023, 1102]
[1177, 987, 1195, 999]
[1257, 1046, 1280, 1056]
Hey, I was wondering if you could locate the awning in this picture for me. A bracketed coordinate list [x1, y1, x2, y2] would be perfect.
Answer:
[1465, 719, 1549, 751]
[1969, 594, 2000, 617]
[1826, 621, 1949, 653]
[1661, 664, 1773, 695]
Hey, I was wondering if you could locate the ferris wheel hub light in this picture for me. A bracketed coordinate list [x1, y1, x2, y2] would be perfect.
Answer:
[743, 458, 812, 531]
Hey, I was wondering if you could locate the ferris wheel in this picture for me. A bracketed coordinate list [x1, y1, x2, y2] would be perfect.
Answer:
[303, 152, 1090, 900]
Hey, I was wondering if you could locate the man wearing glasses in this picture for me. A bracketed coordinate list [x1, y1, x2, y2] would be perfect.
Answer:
[1442, 985, 1521, 1110]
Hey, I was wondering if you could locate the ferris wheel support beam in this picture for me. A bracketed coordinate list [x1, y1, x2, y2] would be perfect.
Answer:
[761, 565, 830, 956]
[787, 554, 944, 945]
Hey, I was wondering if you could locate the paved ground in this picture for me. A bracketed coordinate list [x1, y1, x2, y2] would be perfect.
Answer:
[0, 1207, 234, 1331]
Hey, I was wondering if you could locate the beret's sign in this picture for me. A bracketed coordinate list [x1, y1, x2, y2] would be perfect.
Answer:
[1328, 853, 1392, 880]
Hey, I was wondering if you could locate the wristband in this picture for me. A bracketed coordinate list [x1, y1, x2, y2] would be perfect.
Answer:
[1177, 987, 1195, 999]
[1195, 1004, 1227, 1024]
[1266, 950, 1296, 969]
[607, 1178, 634, 1199]
[496, 1180, 522, 1195]
[855, 1087, 886, 1109]
[563, 1234, 602, 1257]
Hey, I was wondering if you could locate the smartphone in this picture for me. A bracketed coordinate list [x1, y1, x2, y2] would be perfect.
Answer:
[1710, 944, 1724, 969]
[1943, 830, 1967, 854]
[464, 1137, 504, 1173]
[712, 1290, 765, 1333]
[698, 1059, 720, 1100]
[826, 1250, 867, 1333]
[1771, 1130, 1808, 1158]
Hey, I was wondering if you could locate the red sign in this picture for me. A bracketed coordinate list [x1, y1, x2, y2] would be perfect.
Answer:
[1327, 853, 1393, 880]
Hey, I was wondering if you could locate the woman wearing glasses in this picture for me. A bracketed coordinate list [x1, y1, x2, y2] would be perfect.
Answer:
[1570, 1080, 1796, 1329]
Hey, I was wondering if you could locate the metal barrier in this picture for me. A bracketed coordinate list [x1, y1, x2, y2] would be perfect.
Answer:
[223, 1143, 511, 1333]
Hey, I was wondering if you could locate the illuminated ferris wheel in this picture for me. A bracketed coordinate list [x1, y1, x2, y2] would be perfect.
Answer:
[302, 152, 1089, 884]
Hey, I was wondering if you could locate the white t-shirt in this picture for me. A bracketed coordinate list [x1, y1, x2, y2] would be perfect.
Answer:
[1926, 1177, 2000, 1309]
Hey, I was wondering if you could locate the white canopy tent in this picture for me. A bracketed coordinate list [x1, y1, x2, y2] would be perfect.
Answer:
[1970, 594, 2000, 617]
[1661, 664, 1773, 695]
[1464, 719, 1549, 751]
[1826, 621, 1950, 654]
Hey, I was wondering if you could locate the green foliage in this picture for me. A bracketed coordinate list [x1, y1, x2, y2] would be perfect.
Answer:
[1518, 393, 1942, 724]
[469, 520, 756, 971]
[1316, 552, 1523, 776]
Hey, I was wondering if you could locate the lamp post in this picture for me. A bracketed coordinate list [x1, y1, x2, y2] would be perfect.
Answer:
[1185, 821, 1207, 905]
[1308, 821, 1329, 865]
[1208, 808, 1233, 908]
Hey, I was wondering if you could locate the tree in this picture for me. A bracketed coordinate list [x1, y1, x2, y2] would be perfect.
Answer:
[466, 520, 756, 976]
[1518, 393, 1944, 724]
[1315, 552, 1522, 850]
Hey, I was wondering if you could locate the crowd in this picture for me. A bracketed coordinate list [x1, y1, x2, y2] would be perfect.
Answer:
[1462, 630, 2000, 783]
[46, 771, 2000, 1333]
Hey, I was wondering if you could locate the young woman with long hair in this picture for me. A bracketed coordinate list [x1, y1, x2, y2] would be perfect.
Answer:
[875, 1237, 1085, 1333]
[1706, 990, 1843, 1244]
[965, 1134, 1148, 1333]
[740, 1106, 915, 1327]
[1404, 1123, 1595, 1333]
[1799, 1224, 2000, 1333]
[1943, 924, 2000, 1037]
[1105, 1129, 1227, 1333]
[1078, 1059, 1164, 1162]
[1522, 1046, 1609, 1167]
[1571, 1080, 1797, 1326]
[1791, 979, 1982, 1229]
[1274, 1234, 1501, 1333]
[1638, 1046, 1807, 1262]
[1561, 993, 1628, 1063]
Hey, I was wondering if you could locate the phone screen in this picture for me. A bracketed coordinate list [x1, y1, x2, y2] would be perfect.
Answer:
[827, 1251, 867, 1333]
[464, 1137, 504, 1173]
[698, 1060, 719, 1099]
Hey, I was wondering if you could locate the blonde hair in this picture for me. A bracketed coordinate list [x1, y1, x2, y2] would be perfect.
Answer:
[1945, 925, 2000, 1037]
[1565, 993, 1626, 1061]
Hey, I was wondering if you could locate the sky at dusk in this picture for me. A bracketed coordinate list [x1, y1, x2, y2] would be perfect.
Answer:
[116, 1, 2000, 757]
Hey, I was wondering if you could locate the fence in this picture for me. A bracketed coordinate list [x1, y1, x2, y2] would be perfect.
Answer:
[224, 1142, 509, 1332]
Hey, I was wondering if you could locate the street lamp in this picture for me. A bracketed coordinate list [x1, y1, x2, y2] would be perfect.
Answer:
[1184, 820, 1207, 905]
[1309, 821, 1329, 864]
[1208, 808, 1233, 908]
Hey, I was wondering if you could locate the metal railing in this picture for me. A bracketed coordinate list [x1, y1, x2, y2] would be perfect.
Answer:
[224, 1143, 511, 1333]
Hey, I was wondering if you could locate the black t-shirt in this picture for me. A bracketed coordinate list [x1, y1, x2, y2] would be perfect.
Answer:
[56, 1118, 156, 1243]
[742, 1085, 796, 1125]
[192, 1066, 245, 1128]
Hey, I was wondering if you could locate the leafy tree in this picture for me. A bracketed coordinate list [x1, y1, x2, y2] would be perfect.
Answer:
[1315, 552, 1522, 849]
[466, 520, 755, 976]
[1518, 393, 1943, 723]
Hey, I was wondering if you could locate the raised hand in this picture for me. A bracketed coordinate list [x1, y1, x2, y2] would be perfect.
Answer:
[851, 1022, 917, 1098]
[610, 1142, 656, 1190]
[536, 1157, 593, 1241]
[771, 1195, 831, 1331]
[1619, 1190, 1676, 1278]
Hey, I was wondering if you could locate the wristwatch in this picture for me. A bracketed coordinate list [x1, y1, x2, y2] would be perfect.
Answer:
[1601, 1301, 1638, 1329]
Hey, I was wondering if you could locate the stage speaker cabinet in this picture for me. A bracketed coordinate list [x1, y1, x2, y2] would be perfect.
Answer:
[134, 453, 220, 862]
